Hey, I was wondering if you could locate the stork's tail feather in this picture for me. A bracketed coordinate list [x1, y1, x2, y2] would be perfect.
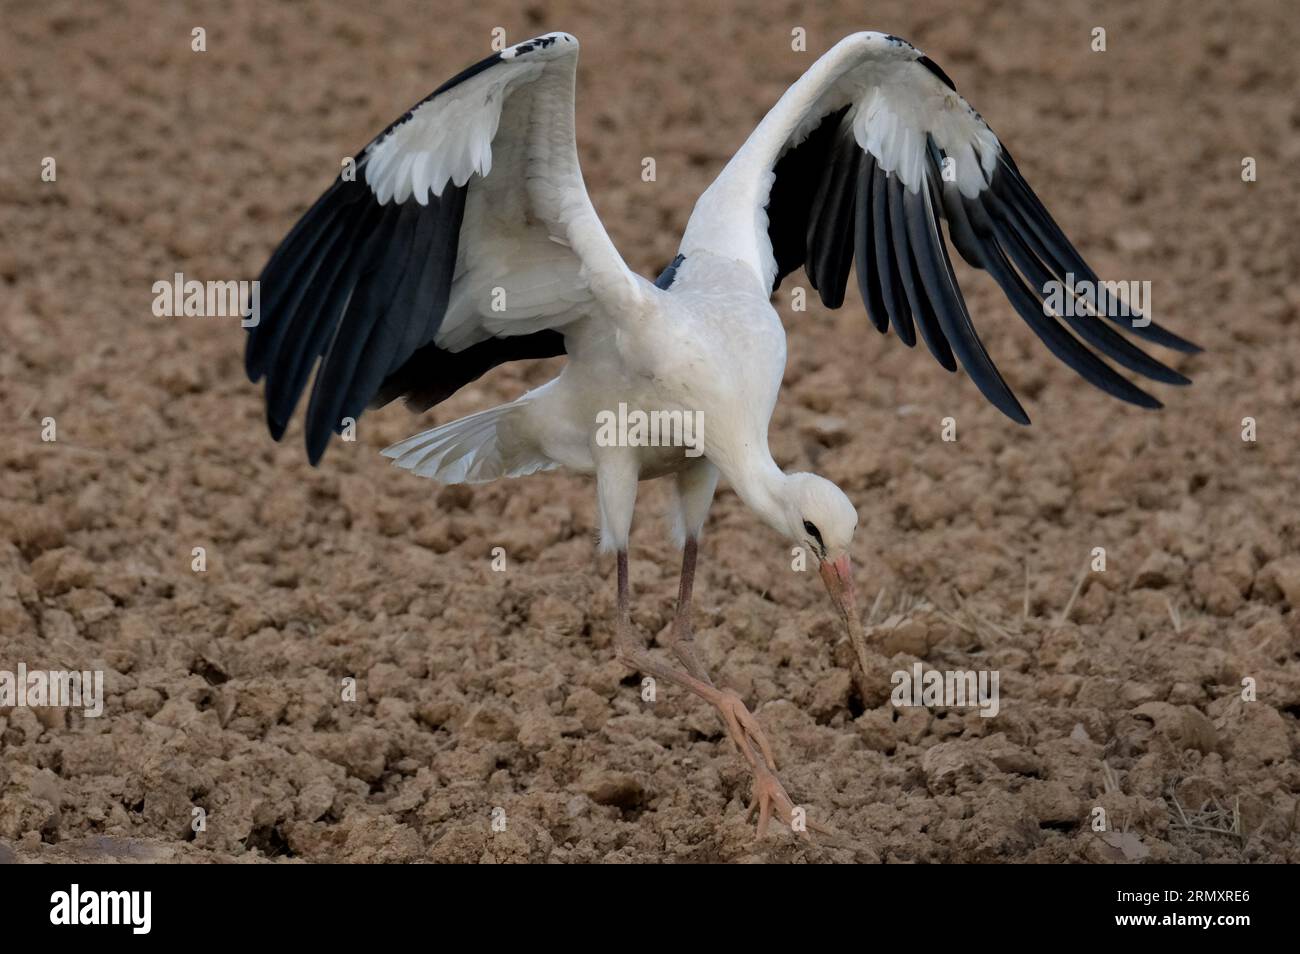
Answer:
[381, 400, 557, 484]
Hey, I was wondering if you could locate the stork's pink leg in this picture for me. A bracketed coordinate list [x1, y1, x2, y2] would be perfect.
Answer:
[613, 548, 809, 837]
[667, 536, 712, 684]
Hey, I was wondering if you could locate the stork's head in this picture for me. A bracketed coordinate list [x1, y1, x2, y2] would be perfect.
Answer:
[778, 473, 869, 669]
[782, 472, 857, 562]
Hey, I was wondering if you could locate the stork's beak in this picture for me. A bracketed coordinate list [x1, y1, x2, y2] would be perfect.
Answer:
[819, 554, 870, 678]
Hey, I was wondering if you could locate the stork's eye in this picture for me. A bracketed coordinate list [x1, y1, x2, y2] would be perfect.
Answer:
[802, 520, 823, 548]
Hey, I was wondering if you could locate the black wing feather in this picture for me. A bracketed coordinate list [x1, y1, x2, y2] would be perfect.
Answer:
[888, 173, 957, 371]
[266, 197, 388, 440]
[324, 204, 431, 435]
[302, 201, 422, 460]
[948, 187, 1162, 408]
[853, 152, 889, 334]
[766, 107, 851, 290]
[989, 152, 1199, 354]
[981, 201, 1189, 385]
[903, 183, 1029, 423]
[805, 126, 861, 308]
[246, 181, 368, 380]
[372, 331, 566, 413]
[872, 163, 916, 347]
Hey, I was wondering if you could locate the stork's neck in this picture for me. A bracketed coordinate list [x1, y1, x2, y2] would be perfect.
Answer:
[722, 450, 791, 538]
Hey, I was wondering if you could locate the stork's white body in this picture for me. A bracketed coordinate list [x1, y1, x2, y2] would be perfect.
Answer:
[389, 249, 786, 549]
[519, 253, 787, 483]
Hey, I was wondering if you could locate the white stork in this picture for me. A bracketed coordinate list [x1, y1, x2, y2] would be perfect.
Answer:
[245, 31, 1198, 835]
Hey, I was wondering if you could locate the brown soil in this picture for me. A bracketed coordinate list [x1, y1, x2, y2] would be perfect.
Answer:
[1, 0, 1297, 863]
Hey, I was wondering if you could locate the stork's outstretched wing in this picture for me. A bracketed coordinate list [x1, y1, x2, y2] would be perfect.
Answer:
[245, 32, 639, 463]
[680, 32, 1199, 423]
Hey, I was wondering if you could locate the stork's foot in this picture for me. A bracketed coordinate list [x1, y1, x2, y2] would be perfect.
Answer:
[746, 759, 801, 837]
[711, 689, 819, 838]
